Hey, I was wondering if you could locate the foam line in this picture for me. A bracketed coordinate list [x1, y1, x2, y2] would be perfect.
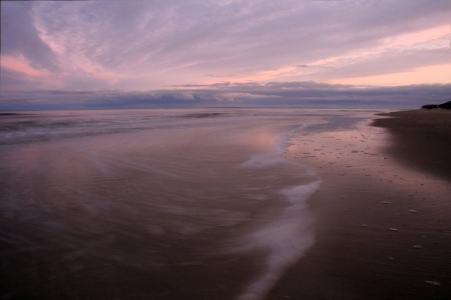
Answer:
[237, 124, 322, 300]
[236, 180, 321, 300]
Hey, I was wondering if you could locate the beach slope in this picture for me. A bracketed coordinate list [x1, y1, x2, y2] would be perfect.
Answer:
[373, 109, 451, 182]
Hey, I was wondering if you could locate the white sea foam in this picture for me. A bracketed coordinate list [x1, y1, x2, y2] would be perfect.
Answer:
[240, 153, 287, 169]
[237, 180, 321, 300]
[237, 126, 322, 300]
[237, 120, 321, 300]
[241, 126, 305, 170]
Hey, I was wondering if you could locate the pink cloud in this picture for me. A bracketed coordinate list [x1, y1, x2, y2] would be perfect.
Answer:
[328, 63, 451, 86]
[1, 55, 50, 77]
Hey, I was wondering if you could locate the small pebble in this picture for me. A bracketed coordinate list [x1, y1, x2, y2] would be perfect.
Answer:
[413, 245, 424, 249]
[389, 228, 398, 232]
[408, 209, 417, 213]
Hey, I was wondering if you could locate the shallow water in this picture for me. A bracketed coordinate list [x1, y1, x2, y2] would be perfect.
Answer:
[0, 108, 384, 299]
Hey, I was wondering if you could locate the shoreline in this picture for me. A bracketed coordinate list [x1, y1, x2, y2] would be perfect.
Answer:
[265, 111, 451, 300]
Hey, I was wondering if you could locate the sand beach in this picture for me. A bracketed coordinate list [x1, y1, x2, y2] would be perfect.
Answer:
[266, 109, 451, 300]
[1, 109, 450, 300]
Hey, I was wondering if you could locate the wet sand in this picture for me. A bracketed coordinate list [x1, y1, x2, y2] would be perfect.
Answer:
[265, 110, 451, 300]
[0, 110, 321, 300]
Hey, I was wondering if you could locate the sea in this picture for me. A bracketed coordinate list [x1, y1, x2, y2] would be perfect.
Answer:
[0, 108, 385, 300]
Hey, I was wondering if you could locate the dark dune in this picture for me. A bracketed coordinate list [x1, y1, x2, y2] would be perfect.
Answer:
[438, 101, 451, 109]
[421, 101, 451, 110]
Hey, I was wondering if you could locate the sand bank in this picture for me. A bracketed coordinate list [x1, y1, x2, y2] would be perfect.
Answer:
[265, 111, 451, 300]
[373, 109, 451, 182]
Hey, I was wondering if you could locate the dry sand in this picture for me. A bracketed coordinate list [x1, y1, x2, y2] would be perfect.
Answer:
[265, 110, 451, 300]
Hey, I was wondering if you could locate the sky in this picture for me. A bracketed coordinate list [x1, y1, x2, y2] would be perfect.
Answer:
[1, 0, 450, 109]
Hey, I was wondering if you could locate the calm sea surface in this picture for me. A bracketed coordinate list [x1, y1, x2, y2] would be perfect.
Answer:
[0, 108, 383, 300]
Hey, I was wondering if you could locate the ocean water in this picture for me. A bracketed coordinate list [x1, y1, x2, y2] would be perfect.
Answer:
[0, 108, 382, 300]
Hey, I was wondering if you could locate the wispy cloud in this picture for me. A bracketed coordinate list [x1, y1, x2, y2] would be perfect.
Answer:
[1, 0, 450, 108]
